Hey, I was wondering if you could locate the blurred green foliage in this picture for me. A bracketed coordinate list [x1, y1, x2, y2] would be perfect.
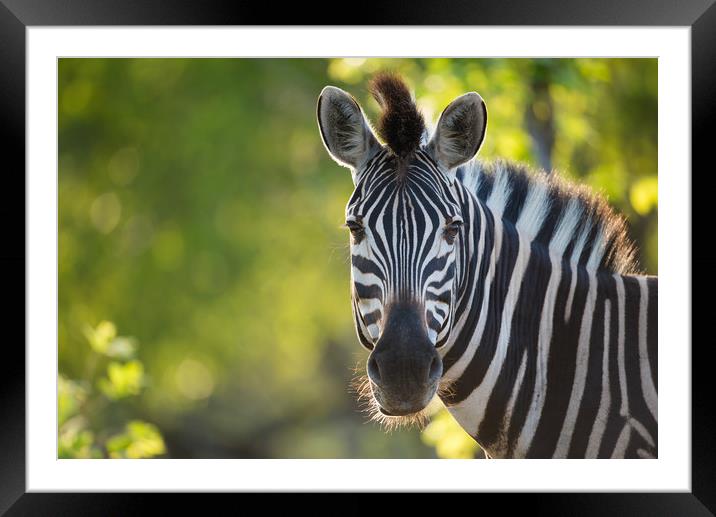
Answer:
[59, 58, 657, 459]
[59, 321, 166, 459]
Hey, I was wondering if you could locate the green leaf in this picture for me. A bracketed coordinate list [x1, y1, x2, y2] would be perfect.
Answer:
[106, 336, 138, 360]
[422, 409, 481, 459]
[106, 420, 166, 459]
[58, 425, 101, 459]
[99, 360, 144, 399]
[58, 375, 87, 427]
[83, 320, 117, 354]
[630, 176, 658, 215]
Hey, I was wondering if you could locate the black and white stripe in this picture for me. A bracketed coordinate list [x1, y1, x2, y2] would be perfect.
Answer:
[439, 161, 658, 458]
[317, 77, 657, 458]
[348, 153, 657, 458]
[348, 149, 463, 350]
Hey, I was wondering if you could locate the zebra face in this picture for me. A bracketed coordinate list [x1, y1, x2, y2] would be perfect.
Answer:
[346, 149, 464, 350]
[317, 75, 486, 420]
[345, 150, 464, 416]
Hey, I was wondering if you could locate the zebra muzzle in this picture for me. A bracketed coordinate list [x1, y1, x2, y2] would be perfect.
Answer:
[365, 303, 443, 415]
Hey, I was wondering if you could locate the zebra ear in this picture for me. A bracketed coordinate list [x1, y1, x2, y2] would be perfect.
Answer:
[428, 92, 487, 171]
[317, 86, 380, 172]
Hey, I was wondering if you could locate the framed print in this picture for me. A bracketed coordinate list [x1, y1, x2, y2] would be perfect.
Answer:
[1, 0, 711, 514]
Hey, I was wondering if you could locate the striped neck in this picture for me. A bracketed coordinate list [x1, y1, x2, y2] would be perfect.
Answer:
[436, 181, 657, 458]
[441, 181, 548, 396]
[439, 183, 567, 456]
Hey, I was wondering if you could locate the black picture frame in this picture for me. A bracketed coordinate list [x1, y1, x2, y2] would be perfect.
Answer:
[1, 1, 709, 514]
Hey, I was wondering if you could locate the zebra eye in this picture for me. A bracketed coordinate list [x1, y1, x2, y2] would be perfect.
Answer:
[345, 220, 365, 242]
[444, 219, 463, 244]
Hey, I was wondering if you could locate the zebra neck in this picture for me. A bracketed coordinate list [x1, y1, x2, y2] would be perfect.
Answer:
[440, 191, 658, 458]
[443, 191, 555, 400]
[440, 191, 589, 457]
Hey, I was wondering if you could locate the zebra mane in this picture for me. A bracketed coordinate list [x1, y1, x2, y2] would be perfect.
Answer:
[458, 159, 640, 275]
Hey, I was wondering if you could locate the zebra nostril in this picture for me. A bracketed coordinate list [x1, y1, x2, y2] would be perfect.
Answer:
[367, 355, 382, 385]
[428, 355, 442, 385]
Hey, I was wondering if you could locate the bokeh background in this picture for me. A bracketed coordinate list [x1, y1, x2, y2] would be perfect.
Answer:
[58, 58, 657, 459]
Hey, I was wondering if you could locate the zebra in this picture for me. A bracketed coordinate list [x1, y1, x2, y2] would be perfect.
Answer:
[316, 72, 657, 459]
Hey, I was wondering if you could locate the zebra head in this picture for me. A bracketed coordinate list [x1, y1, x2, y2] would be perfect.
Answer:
[317, 73, 487, 421]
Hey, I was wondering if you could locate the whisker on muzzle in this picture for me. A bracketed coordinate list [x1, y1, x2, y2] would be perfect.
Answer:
[349, 362, 453, 432]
